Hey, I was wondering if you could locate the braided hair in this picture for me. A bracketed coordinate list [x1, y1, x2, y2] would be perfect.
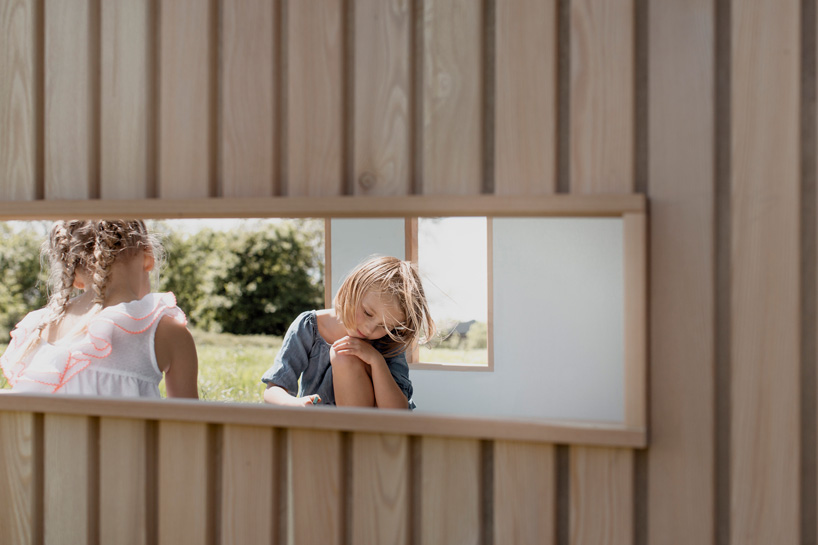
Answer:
[91, 220, 155, 306]
[17, 220, 159, 358]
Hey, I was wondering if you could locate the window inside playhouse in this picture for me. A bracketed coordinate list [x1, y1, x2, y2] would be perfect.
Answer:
[416, 217, 489, 366]
[327, 217, 490, 368]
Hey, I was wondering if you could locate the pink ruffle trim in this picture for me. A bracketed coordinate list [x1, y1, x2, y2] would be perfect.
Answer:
[0, 292, 185, 393]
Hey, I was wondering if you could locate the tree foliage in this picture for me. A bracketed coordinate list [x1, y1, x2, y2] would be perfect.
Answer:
[157, 219, 324, 336]
[0, 224, 48, 337]
[0, 220, 324, 339]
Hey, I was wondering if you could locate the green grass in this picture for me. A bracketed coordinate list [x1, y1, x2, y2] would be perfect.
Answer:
[420, 346, 488, 365]
[0, 333, 487, 399]
[185, 329, 282, 403]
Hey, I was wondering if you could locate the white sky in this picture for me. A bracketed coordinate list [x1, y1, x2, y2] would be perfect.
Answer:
[418, 217, 488, 324]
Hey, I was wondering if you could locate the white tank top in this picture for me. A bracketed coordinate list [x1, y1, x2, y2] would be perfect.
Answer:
[1, 292, 186, 397]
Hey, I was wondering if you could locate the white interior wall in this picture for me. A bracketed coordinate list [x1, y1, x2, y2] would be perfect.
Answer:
[330, 219, 406, 301]
[330, 217, 625, 423]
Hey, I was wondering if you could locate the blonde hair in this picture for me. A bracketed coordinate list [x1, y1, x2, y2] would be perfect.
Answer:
[20, 220, 162, 354]
[334, 256, 435, 357]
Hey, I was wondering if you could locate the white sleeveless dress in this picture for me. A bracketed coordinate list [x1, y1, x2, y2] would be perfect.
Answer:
[0, 292, 186, 397]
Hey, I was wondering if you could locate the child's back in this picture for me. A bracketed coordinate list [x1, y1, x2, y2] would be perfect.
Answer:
[0, 220, 198, 398]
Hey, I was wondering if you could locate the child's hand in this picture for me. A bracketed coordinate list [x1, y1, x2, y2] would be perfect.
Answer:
[331, 336, 382, 367]
[297, 394, 321, 407]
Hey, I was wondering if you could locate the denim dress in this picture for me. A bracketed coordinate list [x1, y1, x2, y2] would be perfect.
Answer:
[261, 310, 416, 408]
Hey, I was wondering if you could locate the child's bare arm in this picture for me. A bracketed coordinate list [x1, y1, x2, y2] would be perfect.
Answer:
[155, 316, 199, 399]
[263, 384, 320, 407]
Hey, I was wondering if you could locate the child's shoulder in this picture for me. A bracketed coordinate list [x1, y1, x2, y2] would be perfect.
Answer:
[12, 307, 49, 333]
[101, 292, 186, 328]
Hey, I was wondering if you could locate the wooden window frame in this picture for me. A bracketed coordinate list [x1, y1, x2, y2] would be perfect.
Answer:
[0, 193, 647, 441]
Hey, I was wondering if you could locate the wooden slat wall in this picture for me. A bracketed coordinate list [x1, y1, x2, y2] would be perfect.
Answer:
[731, 1, 801, 543]
[0, 408, 637, 545]
[45, 0, 93, 200]
[647, 1, 715, 544]
[100, 0, 150, 200]
[0, 0, 814, 543]
[220, 0, 278, 199]
[0, 0, 37, 200]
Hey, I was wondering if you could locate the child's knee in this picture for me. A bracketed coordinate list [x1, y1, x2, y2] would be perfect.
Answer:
[330, 353, 367, 374]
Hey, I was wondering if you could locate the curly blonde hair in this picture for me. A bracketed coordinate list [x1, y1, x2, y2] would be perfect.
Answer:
[32, 220, 161, 337]
[12, 220, 160, 360]
[334, 255, 435, 357]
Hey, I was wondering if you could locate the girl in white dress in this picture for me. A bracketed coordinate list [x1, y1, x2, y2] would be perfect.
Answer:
[0, 220, 198, 398]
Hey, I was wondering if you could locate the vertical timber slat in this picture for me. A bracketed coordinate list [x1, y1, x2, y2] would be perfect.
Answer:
[0, 0, 36, 200]
[569, 0, 635, 543]
[494, 0, 557, 195]
[100, 418, 147, 545]
[0, 411, 35, 545]
[353, 0, 411, 196]
[420, 437, 480, 545]
[570, 447, 633, 545]
[623, 212, 647, 430]
[45, 0, 91, 199]
[158, 0, 212, 199]
[100, 0, 149, 199]
[569, 0, 634, 192]
[422, 0, 483, 195]
[286, 0, 343, 197]
[157, 421, 208, 545]
[221, 0, 277, 198]
[731, 0, 800, 543]
[288, 429, 343, 545]
[221, 425, 275, 545]
[494, 441, 556, 545]
[351, 433, 410, 545]
[647, 0, 716, 542]
[44, 414, 91, 545]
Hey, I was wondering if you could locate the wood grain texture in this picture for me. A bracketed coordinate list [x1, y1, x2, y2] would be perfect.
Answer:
[569, 0, 634, 193]
[0, 411, 35, 545]
[100, 418, 147, 545]
[646, 0, 715, 541]
[221, 425, 276, 545]
[0, 393, 647, 448]
[157, 421, 208, 545]
[100, 0, 149, 199]
[731, 0, 800, 543]
[570, 447, 633, 545]
[353, 0, 411, 196]
[0, 0, 36, 200]
[351, 433, 410, 545]
[44, 0, 91, 199]
[568, 3, 635, 543]
[0, 193, 646, 220]
[286, 0, 343, 197]
[288, 429, 343, 545]
[158, 0, 212, 199]
[494, 441, 556, 545]
[221, 0, 277, 198]
[623, 212, 646, 430]
[422, 0, 483, 195]
[44, 414, 90, 545]
[495, 0, 557, 195]
[420, 437, 480, 545]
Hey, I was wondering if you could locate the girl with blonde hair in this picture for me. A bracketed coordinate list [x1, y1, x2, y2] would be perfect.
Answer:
[262, 255, 434, 409]
[1, 220, 198, 397]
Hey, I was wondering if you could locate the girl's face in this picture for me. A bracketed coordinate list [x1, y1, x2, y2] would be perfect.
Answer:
[348, 289, 404, 340]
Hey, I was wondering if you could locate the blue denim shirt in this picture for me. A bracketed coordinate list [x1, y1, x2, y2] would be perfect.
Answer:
[261, 310, 416, 409]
